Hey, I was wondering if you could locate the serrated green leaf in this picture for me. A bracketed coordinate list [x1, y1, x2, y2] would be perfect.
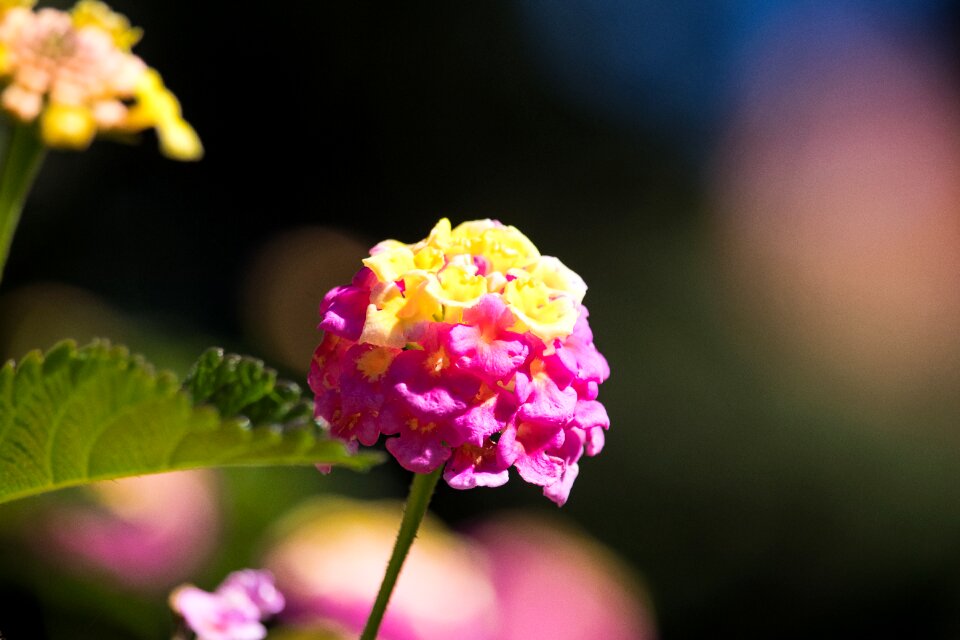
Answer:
[0, 340, 381, 504]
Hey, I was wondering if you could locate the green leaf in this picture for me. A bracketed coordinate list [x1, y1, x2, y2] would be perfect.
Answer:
[0, 340, 381, 505]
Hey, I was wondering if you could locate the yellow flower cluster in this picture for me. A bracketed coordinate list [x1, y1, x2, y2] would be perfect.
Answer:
[0, 0, 201, 159]
[360, 218, 587, 348]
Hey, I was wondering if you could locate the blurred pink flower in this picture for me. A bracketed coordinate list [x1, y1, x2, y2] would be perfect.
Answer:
[711, 14, 960, 410]
[36, 470, 219, 590]
[262, 497, 498, 640]
[170, 569, 284, 640]
[262, 498, 655, 640]
[471, 514, 656, 640]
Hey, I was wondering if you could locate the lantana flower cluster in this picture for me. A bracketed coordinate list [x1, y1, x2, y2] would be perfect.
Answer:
[309, 219, 609, 505]
[0, 0, 201, 159]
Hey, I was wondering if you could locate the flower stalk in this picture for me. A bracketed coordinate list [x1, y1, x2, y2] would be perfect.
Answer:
[360, 466, 443, 640]
[0, 122, 44, 284]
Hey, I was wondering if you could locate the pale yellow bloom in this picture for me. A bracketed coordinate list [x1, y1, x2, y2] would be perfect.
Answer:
[0, 0, 201, 159]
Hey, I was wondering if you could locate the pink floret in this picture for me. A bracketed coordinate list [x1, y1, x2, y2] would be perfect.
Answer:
[384, 421, 456, 473]
[554, 306, 610, 398]
[172, 587, 266, 640]
[317, 268, 375, 341]
[446, 295, 530, 385]
[379, 344, 480, 472]
[542, 463, 579, 506]
[514, 368, 578, 429]
[170, 570, 284, 640]
[498, 420, 566, 487]
[388, 348, 481, 424]
[452, 385, 520, 447]
[445, 441, 511, 489]
[219, 569, 286, 617]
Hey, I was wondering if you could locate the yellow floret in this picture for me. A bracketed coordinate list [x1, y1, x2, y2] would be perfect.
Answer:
[126, 68, 203, 160]
[70, 0, 141, 50]
[414, 217, 452, 253]
[360, 274, 442, 348]
[40, 102, 96, 149]
[363, 245, 416, 283]
[156, 117, 203, 161]
[502, 274, 578, 342]
[524, 256, 587, 303]
[438, 264, 486, 303]
[413, 245, 445, 272]
[447, 220, 541, 273]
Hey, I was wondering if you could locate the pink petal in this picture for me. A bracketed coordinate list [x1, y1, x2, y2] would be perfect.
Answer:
[571, 399, 610, 432]
[498, 422, 565, 486]
[514, 449, 565, 487]
[318, 285, 370, 341]
[171, 587, 265, 640]
[218, 570, 285, 617]
[543, 463, 579, 506]
[451, 387, 519, 446]
[444, 443, 511, 489]
[447, 324, 529, 384]
[515, 372, 577, 428]
[585, 427, 605, 457]
[389, 350, 480, 421]
[386, 430, 453, 473]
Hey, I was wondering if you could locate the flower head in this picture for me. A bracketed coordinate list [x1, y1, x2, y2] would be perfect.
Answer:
[310, 218, 610, 505]
[170, 569, 285, 640]
[0, 0, 201, 158]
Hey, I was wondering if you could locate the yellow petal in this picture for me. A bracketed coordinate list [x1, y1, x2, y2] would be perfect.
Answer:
[363, 245, 416, 283]
[502, 274, 578, 342]
[157, 116, 203, 161]
[526, 256, 587, 303]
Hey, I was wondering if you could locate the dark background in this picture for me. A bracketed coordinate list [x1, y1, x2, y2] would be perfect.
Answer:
[5, 1, 960, 638]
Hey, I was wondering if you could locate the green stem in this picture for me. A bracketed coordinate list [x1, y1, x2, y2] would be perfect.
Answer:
[0, 123, 46, 285]
[360, 466, 443, 640]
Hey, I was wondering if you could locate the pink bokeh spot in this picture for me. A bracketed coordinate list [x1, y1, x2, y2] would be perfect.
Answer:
[471, 516, 657, 640]
[38, 470, 219, 591]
